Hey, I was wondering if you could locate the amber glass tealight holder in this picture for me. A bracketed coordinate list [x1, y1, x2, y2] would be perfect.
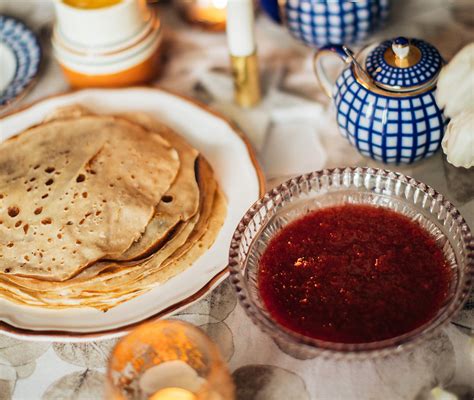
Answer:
[175, 0, 227, 31]
[106, 320, 235, 400]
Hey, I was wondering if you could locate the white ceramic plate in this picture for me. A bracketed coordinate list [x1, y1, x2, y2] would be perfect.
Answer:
[0, 87, 265, 341]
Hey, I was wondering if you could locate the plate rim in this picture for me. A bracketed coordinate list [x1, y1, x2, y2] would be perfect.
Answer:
[0, 14, 42, 109]
[0, 86, 266, 340]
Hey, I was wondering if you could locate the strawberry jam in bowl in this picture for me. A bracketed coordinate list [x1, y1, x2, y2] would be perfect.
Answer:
[228, 168, 473, 359]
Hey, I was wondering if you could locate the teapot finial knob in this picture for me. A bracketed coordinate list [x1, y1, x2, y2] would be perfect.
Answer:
[392, 37, 410, 60]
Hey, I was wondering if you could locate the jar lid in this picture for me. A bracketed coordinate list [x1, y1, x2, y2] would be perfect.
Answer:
[365, 37, 443, 92]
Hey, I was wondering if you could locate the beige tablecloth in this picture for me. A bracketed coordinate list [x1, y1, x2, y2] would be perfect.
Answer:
[0, 1, 473, 399]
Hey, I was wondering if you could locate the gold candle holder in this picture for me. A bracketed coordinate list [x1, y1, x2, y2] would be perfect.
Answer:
[106, 320, 235, 400]
[226, 0, 261, 108]
[176, 0, 227, 31]
[230, 52, 261, 108]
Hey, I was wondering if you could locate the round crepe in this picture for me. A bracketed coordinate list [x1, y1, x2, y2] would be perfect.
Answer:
[39, 107, 201, 262]
[0, 115, 180, 281]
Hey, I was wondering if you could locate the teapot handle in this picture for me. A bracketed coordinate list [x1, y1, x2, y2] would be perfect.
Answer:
[313, 45, 353, 98]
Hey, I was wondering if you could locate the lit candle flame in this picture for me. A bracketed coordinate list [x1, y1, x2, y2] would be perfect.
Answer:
[149, 387, 197, 400]
[212, 0, 227, 9]
[196, 0, 227, 9]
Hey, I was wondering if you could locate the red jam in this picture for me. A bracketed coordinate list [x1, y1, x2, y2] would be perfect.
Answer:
[258, 204, 451, 343]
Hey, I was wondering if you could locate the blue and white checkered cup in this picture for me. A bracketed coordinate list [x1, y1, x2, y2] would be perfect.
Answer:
[314, 37, 447, 164]
[260, 0, 390, 48]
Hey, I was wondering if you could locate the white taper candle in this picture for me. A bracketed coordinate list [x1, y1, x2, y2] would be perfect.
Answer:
[226, 0, 256, 57]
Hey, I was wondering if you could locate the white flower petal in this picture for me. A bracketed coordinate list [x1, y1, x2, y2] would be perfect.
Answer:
[442, 110, 474, 169]
[436, 43, 474, 119]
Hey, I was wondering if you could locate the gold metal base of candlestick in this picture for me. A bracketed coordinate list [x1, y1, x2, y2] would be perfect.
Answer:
[230, 52, 261, 108]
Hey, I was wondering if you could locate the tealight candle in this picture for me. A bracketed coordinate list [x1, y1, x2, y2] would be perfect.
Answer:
[106, 320, 235, 400]
[177, 0, 228, 31]
[226, 0, 261, 107]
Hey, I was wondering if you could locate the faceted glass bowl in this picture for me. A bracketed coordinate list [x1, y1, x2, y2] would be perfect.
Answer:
[228, 168, 473, 360]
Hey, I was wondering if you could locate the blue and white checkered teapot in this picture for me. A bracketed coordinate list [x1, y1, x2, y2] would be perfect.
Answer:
[260, 0, 390, 48]
[314, 37, 447, 164]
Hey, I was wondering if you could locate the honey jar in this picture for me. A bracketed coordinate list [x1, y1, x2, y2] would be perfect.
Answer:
[52, 0, 163, 87]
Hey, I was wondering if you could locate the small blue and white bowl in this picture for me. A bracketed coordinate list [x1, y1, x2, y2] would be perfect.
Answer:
[260, 0, 390, 48]
[314, 37, 447, 164]
[0, 15, 41, 109]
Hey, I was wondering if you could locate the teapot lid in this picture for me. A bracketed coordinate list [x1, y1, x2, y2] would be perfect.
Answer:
[365, 37, 443, 92]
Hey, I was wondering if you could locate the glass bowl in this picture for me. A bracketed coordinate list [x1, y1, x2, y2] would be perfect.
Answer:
[228, 167, 474, 360]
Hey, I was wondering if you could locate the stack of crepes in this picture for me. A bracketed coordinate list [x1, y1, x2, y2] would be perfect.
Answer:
[0, 106, 226, 311]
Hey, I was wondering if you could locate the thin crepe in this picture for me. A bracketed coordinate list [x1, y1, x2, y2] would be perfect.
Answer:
[39, 106, 201, 262]
[0, 115, 180, 281]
